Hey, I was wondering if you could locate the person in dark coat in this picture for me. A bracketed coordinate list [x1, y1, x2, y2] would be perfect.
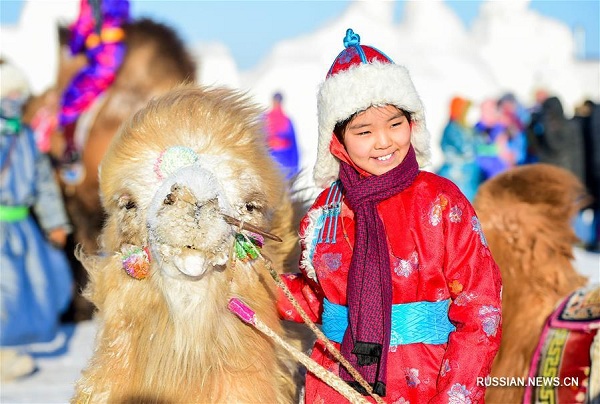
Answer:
[531, 96, 585, 183]
[575, 100, 600, 251]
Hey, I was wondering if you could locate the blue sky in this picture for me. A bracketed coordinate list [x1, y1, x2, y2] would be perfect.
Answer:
[2, 0, 599, 70]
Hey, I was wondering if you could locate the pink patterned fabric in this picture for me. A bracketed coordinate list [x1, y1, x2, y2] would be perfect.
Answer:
[59, 0, 129, 133]
[278, 171, 502, 403]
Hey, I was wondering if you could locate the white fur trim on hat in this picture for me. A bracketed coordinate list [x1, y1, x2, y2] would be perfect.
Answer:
[314, 61, 431, 188]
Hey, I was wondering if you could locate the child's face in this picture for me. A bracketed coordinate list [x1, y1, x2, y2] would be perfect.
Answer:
[342, 105, 412, 176]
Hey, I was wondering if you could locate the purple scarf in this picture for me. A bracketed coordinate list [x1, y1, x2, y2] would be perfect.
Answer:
[338, 145, 419, 396]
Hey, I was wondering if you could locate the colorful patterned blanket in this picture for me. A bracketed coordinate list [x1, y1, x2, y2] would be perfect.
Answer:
[524, 285, 600, 403]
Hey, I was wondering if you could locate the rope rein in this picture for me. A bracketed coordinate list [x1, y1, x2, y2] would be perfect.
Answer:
[231, 230, 385, 404]
[229, 297, 368, 404]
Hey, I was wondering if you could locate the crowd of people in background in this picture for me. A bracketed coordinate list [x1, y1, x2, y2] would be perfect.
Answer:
[436, 91, 600, 253]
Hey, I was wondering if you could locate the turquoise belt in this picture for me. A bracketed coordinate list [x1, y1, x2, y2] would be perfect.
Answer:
[322, 298, 456, 346]
[0, 205, 29, 222]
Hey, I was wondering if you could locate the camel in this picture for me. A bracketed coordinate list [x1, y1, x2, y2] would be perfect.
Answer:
[25, 17, 197, 321]
[474, 163, 599, 403]
[72, 85, 301, 403]
[61, 17, 197, 256]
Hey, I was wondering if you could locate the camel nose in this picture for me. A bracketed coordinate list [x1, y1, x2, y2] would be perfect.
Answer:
[163, 184, 219, 214]
[163, 184, 198, 206]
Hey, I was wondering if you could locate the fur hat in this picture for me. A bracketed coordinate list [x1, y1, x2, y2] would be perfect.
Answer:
[0, 61, 30, 100]
[0, 61, 30, 119]
[314, 28, 431, 188]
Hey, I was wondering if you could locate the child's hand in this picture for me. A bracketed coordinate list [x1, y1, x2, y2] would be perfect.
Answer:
[48, 227, 68, 248]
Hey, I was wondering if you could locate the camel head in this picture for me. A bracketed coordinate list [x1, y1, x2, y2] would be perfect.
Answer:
[74, 84, 300, 403]
[88, 84, 296, 312]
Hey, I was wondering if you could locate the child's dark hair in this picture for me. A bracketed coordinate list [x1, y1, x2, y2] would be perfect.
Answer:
[333, 106, 412, 144]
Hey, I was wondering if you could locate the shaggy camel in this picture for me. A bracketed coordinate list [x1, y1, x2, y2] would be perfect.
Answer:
[475, 163, 598, 403]
[72, 85, 301, 403]
[25, 17, 197, 321]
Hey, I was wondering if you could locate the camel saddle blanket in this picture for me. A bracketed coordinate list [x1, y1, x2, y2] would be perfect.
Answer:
[524, 285, 600, 404]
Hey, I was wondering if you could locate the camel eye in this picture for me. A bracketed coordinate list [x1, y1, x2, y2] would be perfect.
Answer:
[241, 192, 266, 215]
[117, 194, 137, 210]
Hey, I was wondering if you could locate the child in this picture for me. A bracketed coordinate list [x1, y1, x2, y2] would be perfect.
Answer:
[278, 29, 502, 403]
[0, 61, 73, 381]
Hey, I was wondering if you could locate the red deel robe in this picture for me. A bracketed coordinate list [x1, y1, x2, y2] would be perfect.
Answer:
[279, 171, 502, 404]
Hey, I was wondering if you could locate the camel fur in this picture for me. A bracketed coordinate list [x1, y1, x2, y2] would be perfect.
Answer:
[72, 85, 300, 403]
[24, 18, 197, 322]
[474, 163, 591, 403]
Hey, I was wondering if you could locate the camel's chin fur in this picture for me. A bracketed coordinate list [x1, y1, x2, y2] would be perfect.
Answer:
[474, 164, 590, 404]
[72, 85, 300, 403]
[155, 246, 226, 278]
[150, 228, 231, 279]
